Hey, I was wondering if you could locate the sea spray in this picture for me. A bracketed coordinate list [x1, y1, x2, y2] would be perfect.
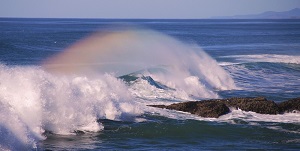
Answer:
[42, 29, 237, 98]
[0, 64, 142, 150]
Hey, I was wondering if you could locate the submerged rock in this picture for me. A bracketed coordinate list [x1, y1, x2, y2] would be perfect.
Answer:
[148, 97, 300, 118]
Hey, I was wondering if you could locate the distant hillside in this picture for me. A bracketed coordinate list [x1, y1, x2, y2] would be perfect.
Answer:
[214, 8, 300, 19]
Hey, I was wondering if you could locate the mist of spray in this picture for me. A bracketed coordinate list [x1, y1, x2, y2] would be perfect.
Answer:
[42, 28, 236, 93]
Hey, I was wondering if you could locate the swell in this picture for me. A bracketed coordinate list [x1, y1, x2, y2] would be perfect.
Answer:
[42, 118, 300, 150]
[219, 54, 300, 65]
[222, 62, 300, 98]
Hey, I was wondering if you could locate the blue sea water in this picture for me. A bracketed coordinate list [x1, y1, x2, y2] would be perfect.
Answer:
[0, 18, 300, 150]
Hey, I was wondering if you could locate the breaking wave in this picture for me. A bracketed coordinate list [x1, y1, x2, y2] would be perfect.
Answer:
[0, 28, 238, 150]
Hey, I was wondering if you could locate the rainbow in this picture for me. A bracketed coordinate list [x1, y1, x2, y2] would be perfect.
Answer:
[42, 29, 179, 76]
[42, 28, 236, 90]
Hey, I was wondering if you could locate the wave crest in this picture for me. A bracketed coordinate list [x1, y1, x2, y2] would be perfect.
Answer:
[0, 64, 142, 149]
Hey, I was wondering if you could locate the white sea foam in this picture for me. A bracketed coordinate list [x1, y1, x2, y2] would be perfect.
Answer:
[1, 63, 299, 150]
[218, 62, 243, 66]
[219, 109, 300, 123]
[220, 54, 300, 64]
[145, 106, 300, 124]
[0, 64, 142, 150]
[129, 75, 219, 101]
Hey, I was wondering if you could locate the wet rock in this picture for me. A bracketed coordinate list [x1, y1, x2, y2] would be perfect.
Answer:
[192, 101, 230, 118]
[278, 97, 300, 113]
[149, 100, 230, 118]
[223, 97, 279, 114]
[148, 97, 285, 118]
[149, 105, 168, 109]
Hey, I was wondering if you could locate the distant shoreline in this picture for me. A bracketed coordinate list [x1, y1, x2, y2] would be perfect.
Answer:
[212, 8, 300, 19]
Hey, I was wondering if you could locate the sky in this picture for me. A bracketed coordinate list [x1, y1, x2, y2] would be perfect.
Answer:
[1, 0, 300, 19]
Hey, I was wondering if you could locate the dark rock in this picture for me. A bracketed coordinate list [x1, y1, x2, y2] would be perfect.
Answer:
[148, 105, 168, 109]
[278, 97, 300, 113]
[148, 97, 284, 118]
[148, 100, 230, 118]
[167, 101, 199, 113]
[192, 101, 230, 118]
[223, 97, 279, 114]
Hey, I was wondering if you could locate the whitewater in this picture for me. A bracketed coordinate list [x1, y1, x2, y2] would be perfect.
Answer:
[0, 28, 237, 150]
[1, 19, 300, 150]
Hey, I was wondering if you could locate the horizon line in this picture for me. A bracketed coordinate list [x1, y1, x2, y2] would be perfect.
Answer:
[1, 17, 300, 20]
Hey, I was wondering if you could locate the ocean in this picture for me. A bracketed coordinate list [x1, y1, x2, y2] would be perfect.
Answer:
[0, 18, 300, 150]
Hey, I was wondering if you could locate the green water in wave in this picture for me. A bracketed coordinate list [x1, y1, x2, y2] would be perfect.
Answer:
[41, 115, 300, 150]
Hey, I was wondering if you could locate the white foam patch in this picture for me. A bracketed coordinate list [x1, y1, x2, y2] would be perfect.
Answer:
[219, 109, 300, 123]
[129, 75, 218, 102]
[218, 62, 242, 66]
[144, 106, 300, 126]
[221, 54, 300, 64]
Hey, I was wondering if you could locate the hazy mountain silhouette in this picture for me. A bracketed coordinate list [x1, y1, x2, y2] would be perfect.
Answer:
[214, 8, 300, 19]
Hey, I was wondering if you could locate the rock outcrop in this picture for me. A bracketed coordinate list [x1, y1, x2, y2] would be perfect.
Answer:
[148, 97, 300, 118]
[223, 97, 279, 115]
[278, 97, 300, 113]
[150, 100, 230, 118]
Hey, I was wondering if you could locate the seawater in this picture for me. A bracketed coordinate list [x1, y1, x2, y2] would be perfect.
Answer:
[0, 18, 300, 150]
